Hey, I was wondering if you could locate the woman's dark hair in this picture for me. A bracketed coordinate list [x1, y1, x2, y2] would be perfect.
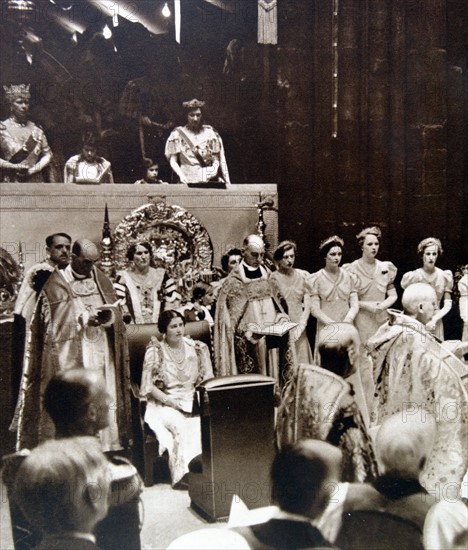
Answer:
[221, 248, 242, 272]
[273, 240, 297, 262]
[141, 159, 159, 179]
[192, 286, 207, 302]
[127, 241, 153, 262]
[158, 309, 185, 334]
[319, 236, 344, 258]
[78, 130, 105, 163]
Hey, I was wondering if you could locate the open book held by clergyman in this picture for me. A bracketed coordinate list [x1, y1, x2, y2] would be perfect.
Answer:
[250, 321, 298, 338]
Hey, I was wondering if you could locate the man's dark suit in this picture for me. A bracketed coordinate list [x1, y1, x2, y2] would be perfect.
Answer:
[234, 518, 333, 549]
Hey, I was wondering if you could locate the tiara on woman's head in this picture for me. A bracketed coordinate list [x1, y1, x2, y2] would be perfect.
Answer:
[319, 235, 344, 251]
[417, 237, 443, 255]
[182, 98, 205, 110]
[356, 226, 381, 240]
[3, 84, 31, 101]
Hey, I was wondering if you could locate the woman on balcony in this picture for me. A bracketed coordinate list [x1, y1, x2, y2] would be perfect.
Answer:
[0, 84, 52, 183]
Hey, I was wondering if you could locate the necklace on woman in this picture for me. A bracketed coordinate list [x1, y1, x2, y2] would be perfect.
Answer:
[164, 340, 186, 365]
[8, 117, 28, 128]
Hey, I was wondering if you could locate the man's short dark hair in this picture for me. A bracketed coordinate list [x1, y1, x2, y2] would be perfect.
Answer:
[45, 233, 72, 248]
[271, 441, 331, 517]
[318, 345, 350, 378]
[71, 240, 82, 256]
[44, 370, 96, 435]
[318, 323, 359, 378]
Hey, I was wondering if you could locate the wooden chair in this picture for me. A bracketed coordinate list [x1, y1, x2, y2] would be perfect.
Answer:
[336, 509, 424, 550]
[127, 320, 211, 487]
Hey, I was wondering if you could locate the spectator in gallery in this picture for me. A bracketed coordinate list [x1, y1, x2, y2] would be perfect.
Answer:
[0, 83, 53, 183]
[165, 99, 231, 185]
[134, 160, 168, 184]
[64, 131, 114, 184]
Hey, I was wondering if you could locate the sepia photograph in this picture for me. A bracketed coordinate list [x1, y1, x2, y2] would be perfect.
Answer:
[0, 1, 467, 549]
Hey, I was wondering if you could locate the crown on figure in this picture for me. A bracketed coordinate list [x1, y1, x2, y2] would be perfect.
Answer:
[182, 98, 205, 110]
[417, 237, 443, 256]
[3, 84, 31, 103]
[319, 235, 344, 252]
[356, 226, 382, 241]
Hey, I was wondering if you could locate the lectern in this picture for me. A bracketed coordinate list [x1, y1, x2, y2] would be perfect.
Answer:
[189, 374, 276, 521]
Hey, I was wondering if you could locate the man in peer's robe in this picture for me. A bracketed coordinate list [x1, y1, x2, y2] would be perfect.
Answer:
[367, 283, 468, 494]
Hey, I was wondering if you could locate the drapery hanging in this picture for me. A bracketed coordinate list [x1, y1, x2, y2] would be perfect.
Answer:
[258, 0, 277, 45]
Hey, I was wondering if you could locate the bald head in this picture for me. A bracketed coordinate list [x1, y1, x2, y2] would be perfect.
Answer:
[376, 412, 436, 478]
[318, 323, 361, 378]
[71, 239, 99, 276]
[402, 283, 438, 323]
[242, 234, 265, 268]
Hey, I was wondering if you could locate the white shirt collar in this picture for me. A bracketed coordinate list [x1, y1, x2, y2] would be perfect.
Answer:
[47, 532, 96, 544]
[241, 260, 261, 272]
[62, 264, 94, 281]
